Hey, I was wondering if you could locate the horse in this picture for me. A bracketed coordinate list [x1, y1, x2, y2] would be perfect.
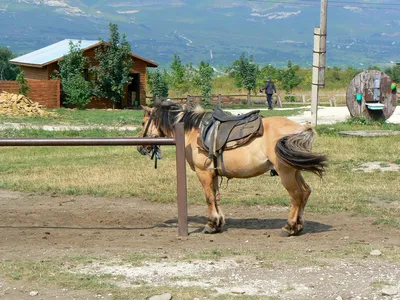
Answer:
[137, 102, 327, 237]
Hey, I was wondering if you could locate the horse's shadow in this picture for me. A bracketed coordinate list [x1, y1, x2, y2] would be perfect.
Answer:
[0, 216, 331, 235]
[164, 215, 332, 235]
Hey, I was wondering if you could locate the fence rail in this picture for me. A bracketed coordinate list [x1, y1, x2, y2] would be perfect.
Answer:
[0, 123, 189, 236]
[147, 93, 346, 108]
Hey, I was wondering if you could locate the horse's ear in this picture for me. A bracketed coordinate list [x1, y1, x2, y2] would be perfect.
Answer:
[141, 105, 152, 115]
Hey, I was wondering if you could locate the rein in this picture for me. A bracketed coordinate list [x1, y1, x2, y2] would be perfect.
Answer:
[142, 114, 162, 169]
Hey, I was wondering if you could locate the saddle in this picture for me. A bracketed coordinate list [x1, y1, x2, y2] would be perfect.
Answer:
[199, 108, 264, 175]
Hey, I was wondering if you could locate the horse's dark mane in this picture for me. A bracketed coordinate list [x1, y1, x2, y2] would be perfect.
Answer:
[152, 103, 208, 135]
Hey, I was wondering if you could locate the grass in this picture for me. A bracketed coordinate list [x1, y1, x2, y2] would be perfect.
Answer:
[0, 259, 214, 300]
[0, 239, 398, 299]
[0, 121, 398, 224]
[2, 242, 397, 300]
[0, 128, 140, 138]
[0, 106, 304, 128]
[317, 117, 400, 136]
[0, 108, 144, 127]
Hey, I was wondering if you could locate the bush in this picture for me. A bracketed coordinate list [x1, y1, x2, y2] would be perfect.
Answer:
[16, 71, 29, 96]
[62, 74, 92, 109]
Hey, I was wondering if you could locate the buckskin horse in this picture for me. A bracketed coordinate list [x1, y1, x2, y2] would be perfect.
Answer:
[138, 102, 327, 236]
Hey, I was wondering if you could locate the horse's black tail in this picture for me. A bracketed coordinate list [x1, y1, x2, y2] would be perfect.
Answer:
[275, 127, 327, 178]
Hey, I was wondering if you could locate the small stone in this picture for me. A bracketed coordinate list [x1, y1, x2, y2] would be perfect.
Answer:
[381, 286, 398, 296]
[29, 291, 39, 296]
[148, 293, 172, 300]
[335, 296, 343, 300]
[231, 288, 246, 294]
[370, 250, 382, 256]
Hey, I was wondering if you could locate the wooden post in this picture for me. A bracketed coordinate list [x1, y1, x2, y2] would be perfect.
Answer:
[311, 27, 321, 126]
[319, 0, 328, 87]
[186, 95, 191, 107]
[311, 0, 328, 126]
[247, 93, 251, 105]
[276, 94, 283, 108]
[174, 122, 188, 237]
[302, 94, 306, 103]
[155, 95, 160, 105]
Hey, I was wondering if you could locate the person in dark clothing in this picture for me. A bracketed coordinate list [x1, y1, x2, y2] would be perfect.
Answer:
[260, 77, 277, 110]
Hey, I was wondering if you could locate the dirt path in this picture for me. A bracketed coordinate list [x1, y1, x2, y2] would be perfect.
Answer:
[0, 190, 399, 299]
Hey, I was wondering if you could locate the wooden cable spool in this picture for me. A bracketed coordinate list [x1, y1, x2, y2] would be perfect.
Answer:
[346, 70, 397, 120]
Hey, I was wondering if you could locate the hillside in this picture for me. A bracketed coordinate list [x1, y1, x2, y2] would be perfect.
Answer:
[1, 0, 400, 68]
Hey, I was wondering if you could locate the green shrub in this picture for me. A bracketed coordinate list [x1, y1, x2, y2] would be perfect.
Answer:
[16, 71, 29, 96]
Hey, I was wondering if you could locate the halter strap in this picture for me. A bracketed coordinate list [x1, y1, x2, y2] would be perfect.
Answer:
[142, 114, 153, 138]
[142, 113, 161, 169]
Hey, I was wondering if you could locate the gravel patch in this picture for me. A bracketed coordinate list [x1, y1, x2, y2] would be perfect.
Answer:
[73, 258, 400, 299]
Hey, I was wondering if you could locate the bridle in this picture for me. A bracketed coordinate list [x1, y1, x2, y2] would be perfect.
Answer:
[141, 113, 162, 169]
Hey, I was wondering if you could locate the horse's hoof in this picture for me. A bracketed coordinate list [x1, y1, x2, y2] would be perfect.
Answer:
[296, 226, 304, 234]
[280, 227, 303, 237]
[202, 225, 221, 234]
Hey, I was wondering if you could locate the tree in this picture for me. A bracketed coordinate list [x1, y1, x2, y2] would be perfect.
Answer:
[231, 53, 258, 93]
[259, 64, 280, 86]
[0, 47, 19, 80]
[279, 60, 302, 94]
[385, 63, 400, 83]
[16, 71, 29, 96]
[57, 41, 92, 109]
[169, 54, 186, 95]
[148, 68, 169, 101]
[195, 61, 214, 103]
[92, 23, 133, 108]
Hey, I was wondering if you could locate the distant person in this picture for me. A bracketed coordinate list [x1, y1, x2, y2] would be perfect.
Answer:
[260, 77, 277, 110]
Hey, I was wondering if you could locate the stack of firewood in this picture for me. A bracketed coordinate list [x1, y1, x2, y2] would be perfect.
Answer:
[0, 92, 51, 116]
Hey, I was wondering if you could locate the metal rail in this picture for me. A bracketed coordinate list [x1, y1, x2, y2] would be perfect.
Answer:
[0, 123, 188, 236]
[0, 137, 175, 146]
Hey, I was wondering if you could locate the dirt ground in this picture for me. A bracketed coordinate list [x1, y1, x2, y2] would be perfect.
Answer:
[0, 190, 399, 299]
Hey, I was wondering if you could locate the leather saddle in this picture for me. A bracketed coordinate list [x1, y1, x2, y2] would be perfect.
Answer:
[199, 108, 263, 160]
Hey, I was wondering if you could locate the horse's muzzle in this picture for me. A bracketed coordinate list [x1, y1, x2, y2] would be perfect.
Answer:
[137, 146, 148, 156]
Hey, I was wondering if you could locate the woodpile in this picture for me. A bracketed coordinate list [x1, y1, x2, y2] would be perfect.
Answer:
[0, 92, 51, 116]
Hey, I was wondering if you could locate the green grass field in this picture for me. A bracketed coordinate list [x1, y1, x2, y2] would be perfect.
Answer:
[0, 109, 399, 299]
[0, 118, 398, 225]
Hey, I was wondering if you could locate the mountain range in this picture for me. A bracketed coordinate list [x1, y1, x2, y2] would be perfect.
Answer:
[1, 0, 400, 69]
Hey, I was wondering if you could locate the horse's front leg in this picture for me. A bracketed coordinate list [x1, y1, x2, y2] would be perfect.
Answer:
[213, 176, 225, 231]
[195, 168, 224, 233]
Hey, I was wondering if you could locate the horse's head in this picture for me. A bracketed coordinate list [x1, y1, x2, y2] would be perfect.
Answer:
[137, 102, 188, 156]
[137, 105, 165, 156]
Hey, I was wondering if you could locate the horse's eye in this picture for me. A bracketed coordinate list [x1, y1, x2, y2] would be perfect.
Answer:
[142, 122, 145, 126]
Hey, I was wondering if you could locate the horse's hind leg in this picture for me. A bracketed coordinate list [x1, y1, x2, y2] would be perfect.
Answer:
[296, 171, 312, 233]
[278, 167, 305, 237]
[195, 168, 224, 233]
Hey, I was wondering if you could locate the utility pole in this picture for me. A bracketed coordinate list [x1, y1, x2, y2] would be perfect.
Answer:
[311, 0, 328, 126]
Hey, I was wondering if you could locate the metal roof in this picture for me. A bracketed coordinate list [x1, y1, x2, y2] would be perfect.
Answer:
[10, 39, 101, 67]
[10, 39, 158, 68]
